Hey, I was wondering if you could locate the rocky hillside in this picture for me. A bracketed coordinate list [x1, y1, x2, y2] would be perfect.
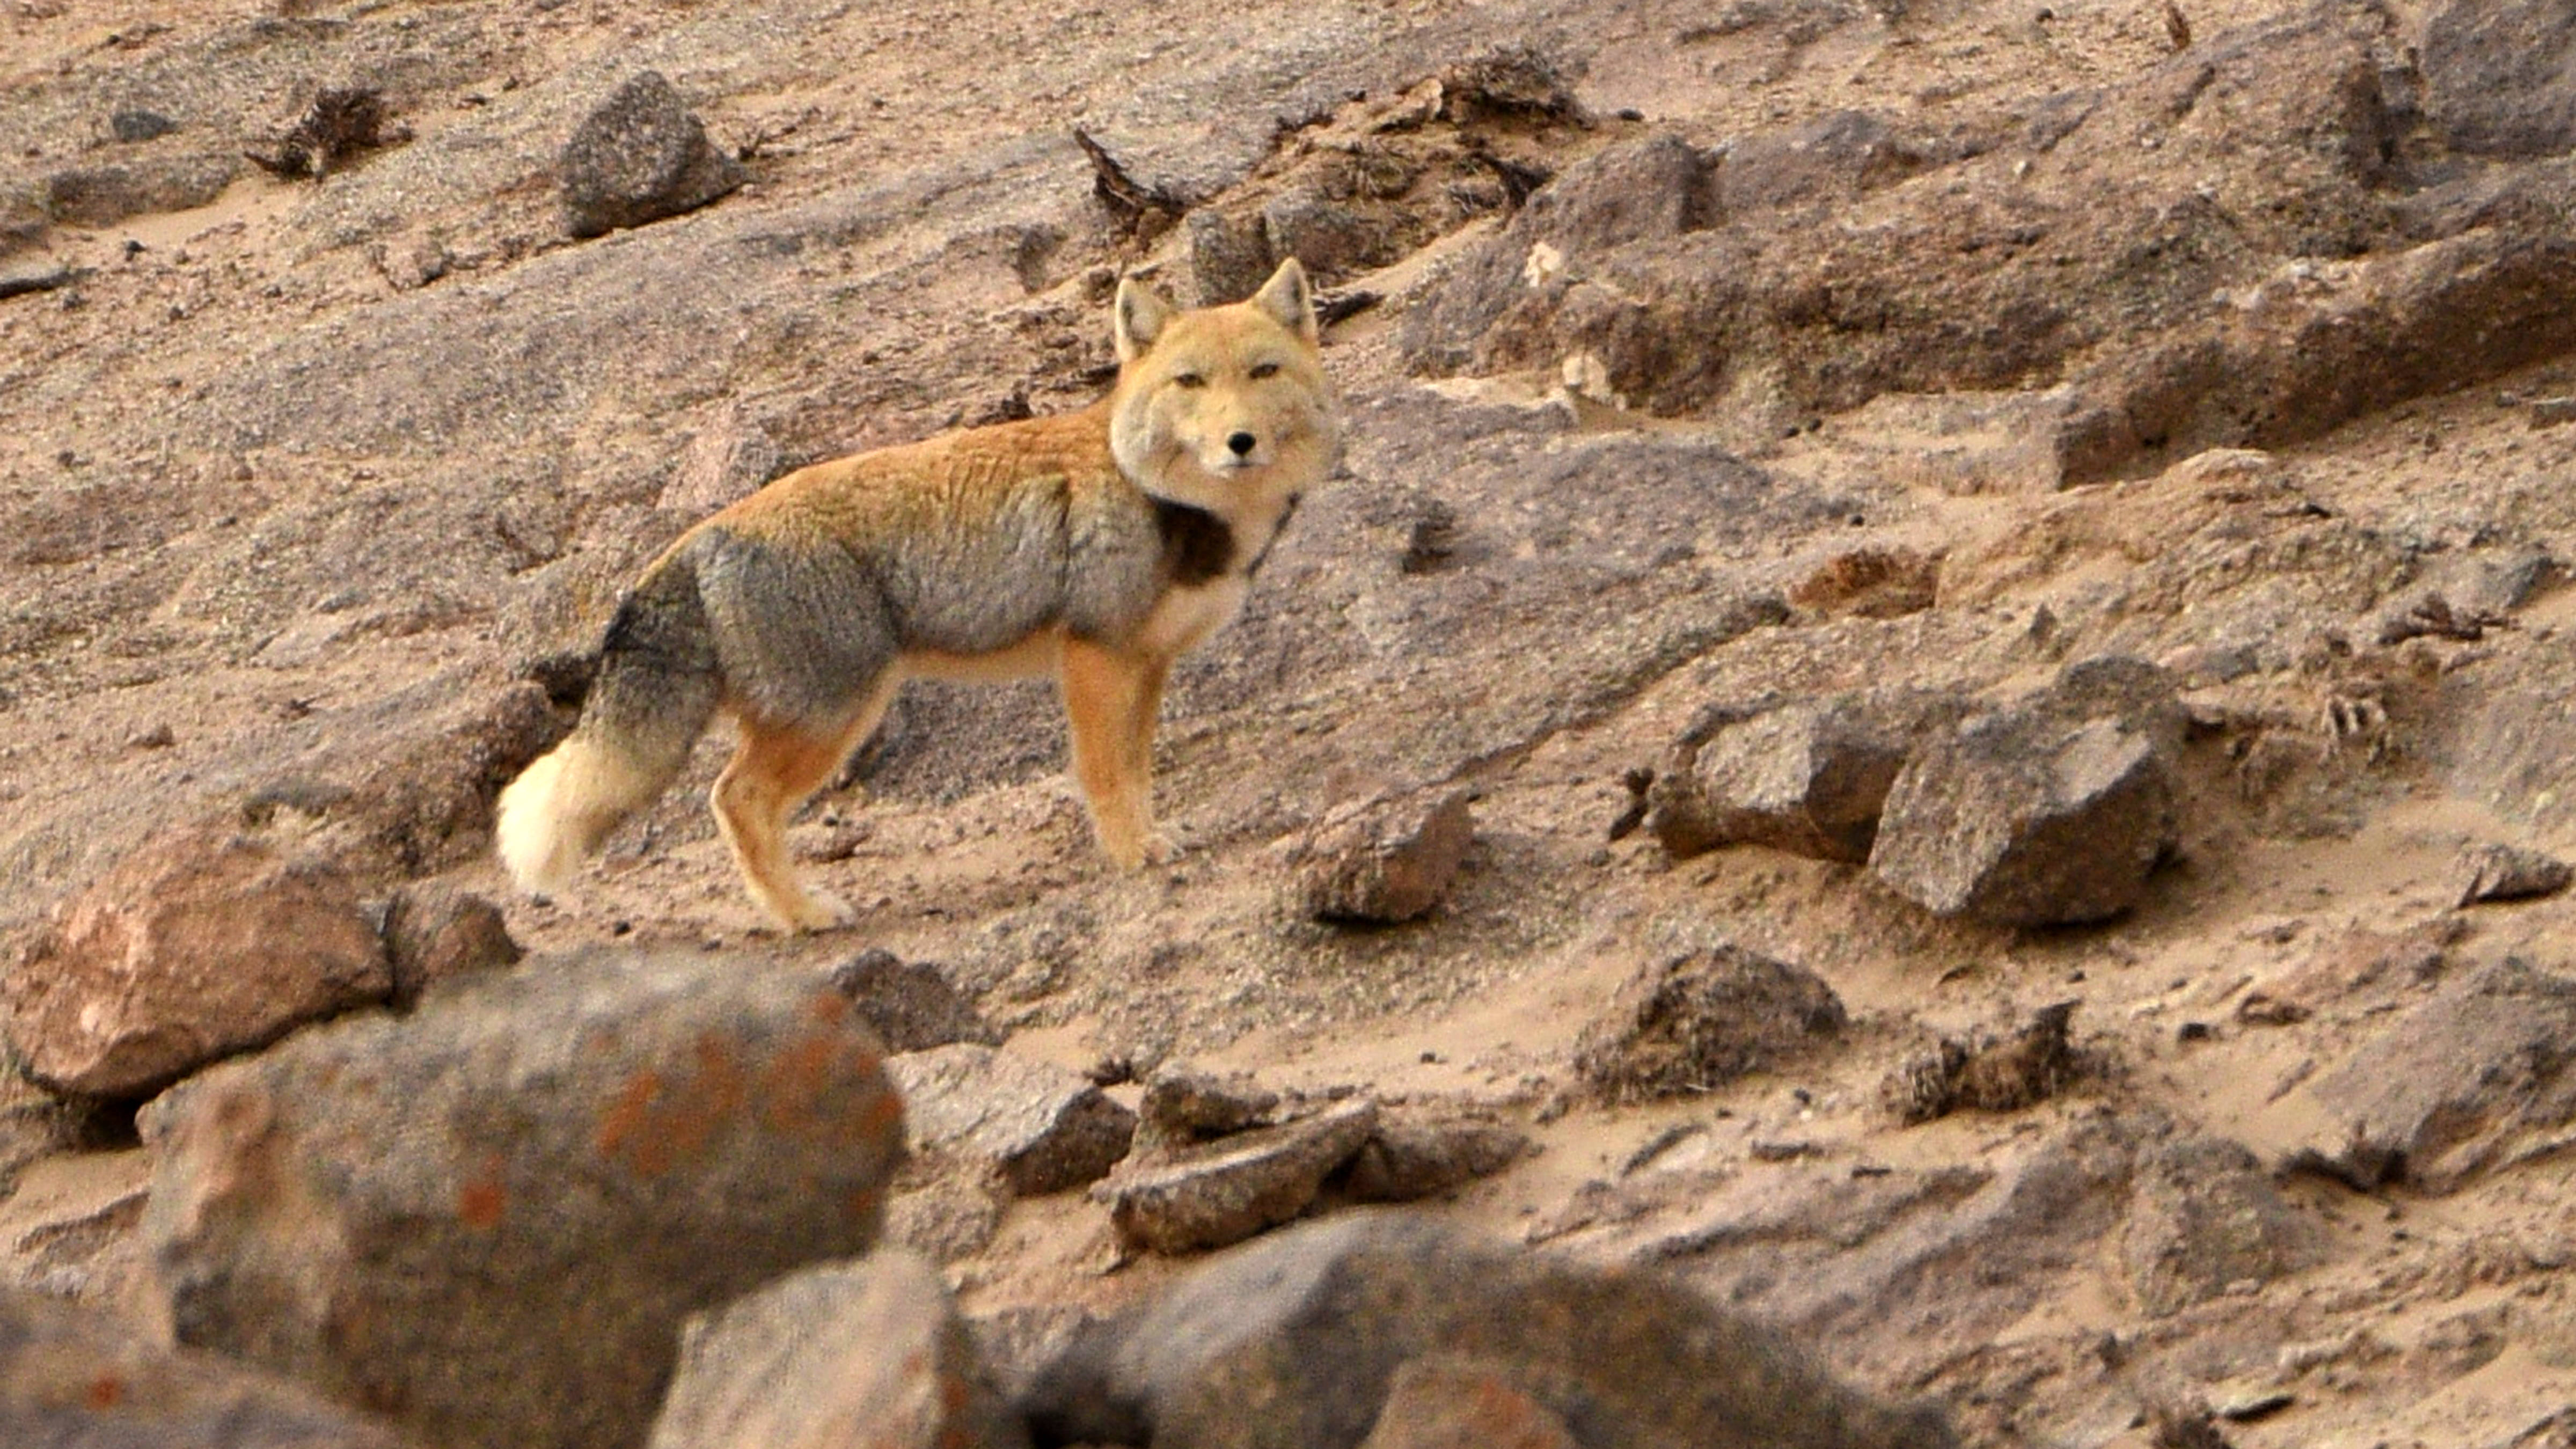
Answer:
[9, 0, 2576, 1444]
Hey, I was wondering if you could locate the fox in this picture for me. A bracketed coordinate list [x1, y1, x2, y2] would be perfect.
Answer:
[494, 259, 1338, 932]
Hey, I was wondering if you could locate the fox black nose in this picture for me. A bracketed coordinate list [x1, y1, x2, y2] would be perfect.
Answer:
[1227, 431, 1257, 457]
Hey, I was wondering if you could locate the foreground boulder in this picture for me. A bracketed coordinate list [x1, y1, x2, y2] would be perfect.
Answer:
[0, 1283, 414, 1447]
[1023, 1213, 1956, 1448]
[649, 1250, 1027, 1449]
[140, 950, 905, 1449]
[4, 822, 389, 1097]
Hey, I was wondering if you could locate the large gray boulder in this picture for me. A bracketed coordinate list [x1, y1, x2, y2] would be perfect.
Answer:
[1022, 1213, 1955, 1449]
[139, 949, 906, 1449]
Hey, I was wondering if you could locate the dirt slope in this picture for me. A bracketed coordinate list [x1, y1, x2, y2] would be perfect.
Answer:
[10, 0, 2576, 1444]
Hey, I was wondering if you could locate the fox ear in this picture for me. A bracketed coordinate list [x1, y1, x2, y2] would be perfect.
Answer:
[1249, 258, 1318, 344]
[1114, 276, 1175, 362]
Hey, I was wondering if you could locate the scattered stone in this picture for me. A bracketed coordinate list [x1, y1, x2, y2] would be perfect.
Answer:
[139, 949, 906, 1449]
[2453, 842, 2574, 907]
[343, 680, 567, 875]
[1094, 1096, 1379, 1255]
[1023, 1213, 1957, 1449]
[1870, 702, 2177, 928]
[3, 822, 390, 1098]
[829, 948, 1001, 1051]
[2121, 1135, 2322, 1316]
[1292, 789, 1476, 925]
[42, 153, 236, 228]
[109, 107, 178, 143]
[245, 87, 405, 180]
[1340, 1106, 1531, 1202]
[1649, 692, 1963, 863]
[0, 1282, 416, 1448]
[560, 71, 747, 239]
[1359, 1355, 1583, 1449]
[647, 1250, 1028, 1449]
[1263, 186, 1407, 283]
[1574, 945, 1847, 1103]
[887, 1043, 1135, 1196]
[885, 1176, 1006, 1264]
[2531, 396, 2576, 429]
[0, 260, 81, 300]
[1185, 207, 1274, 305]
[382, 880, 522, 1008]
[2258, 955, 2576, 1192]
[1137, 1061, 1278, 1148]
[1883, 1002, 2081, 1125]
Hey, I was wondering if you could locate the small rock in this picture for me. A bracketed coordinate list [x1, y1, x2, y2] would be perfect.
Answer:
[885, 1177, 1006, 1263]
[1574, 945, 1847, 1103]
[3, 821, 391, 1099]
[1023, 1213, 1956, 1449]
[1340, 1106, 1531, 1202]
[1094, 1096, 1378, 1255]
[887, 1043, 1135, 1196]
[1882, 1002, 2081, 1125]
[2121, 1135, 2322, 1316]
[2453, 841, 2573, 907]
[0, 1282, 416, 1447]
[1870, 706, 2177, 928]
[560, 71, 747, 239]
[1649, 692, 1962, 863]
[382, 881, 522, 1008]
[647, 1250, 1028, 1449]
[108, 107, 178, 143]
[1293, 789, 1475, 925]
[1184, 207, 1274, 305]
[1263, 186, 1402, 283]
[1137, 1061, 1278, 1147]
[138, 949, 905, 1449]
[829, 948, 1001, 1051]
[1359, 1355, 1583, 1449]
[42, 152, 236, 228]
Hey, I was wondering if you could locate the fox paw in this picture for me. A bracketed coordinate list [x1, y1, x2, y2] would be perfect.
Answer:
[772, 889, 857, 934]
[1104, 829, 1180, 872]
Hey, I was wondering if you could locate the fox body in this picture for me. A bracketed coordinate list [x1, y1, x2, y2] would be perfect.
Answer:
[494, 260, 1337, 931]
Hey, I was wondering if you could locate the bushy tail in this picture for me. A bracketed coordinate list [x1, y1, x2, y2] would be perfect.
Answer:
[496, 552, 721, 894]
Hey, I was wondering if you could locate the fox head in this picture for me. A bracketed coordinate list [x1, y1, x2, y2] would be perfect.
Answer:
[1108, 259, 1338, 519]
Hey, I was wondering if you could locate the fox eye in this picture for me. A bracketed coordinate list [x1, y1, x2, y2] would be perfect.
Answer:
[1249, 361, 1281, 380]
[1173, 372, 1206, 389]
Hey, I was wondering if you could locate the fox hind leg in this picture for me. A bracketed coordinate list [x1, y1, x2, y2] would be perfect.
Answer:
[1062, 638, 1176, 870]
[711, 683, 896, 932]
